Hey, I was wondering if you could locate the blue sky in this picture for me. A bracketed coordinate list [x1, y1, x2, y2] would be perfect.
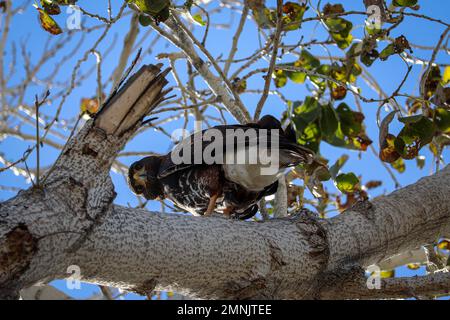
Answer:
[1, 0, 449, 299]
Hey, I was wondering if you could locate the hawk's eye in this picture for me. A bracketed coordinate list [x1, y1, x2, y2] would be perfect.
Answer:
[134, 185, 144, 194]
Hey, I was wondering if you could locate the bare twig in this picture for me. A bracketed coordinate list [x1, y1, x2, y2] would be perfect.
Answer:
[254, 0, 283, 121]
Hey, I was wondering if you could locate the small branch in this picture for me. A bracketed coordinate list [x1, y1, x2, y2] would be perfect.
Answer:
[420, 26, 450, 102]
[35, 97, 40, 187]
[33, 90, 50, 187]
[224, 4, 249, 76]
[259, 198, 270, 220]
[254, 0, 283, 121]
[319, 269, 450, 300]
[91, 50, 103, 107]
[193, 4, 211, 46]
[274, 176, 288, 218]
[111, 13, 140, 89]
[99, 285, 114, 300]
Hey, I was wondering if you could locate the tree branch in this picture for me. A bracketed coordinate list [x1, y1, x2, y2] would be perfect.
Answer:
[1, 65, 449, 300]
[318, 268, 450, 299]
[375, 247, 428, 270]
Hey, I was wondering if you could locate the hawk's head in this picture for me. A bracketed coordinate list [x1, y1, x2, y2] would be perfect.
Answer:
[128, 156, 165, 200]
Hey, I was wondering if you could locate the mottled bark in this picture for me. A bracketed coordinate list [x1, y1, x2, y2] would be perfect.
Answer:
[0, 65, 449, 300]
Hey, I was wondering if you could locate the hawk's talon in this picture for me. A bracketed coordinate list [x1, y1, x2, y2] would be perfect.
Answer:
[203, 194, 219, 217]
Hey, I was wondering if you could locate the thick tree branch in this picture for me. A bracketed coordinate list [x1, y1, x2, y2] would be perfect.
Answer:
[0, 64, 170, 299]
[0, 65, 449, 300]
[316, 266, 450, 299]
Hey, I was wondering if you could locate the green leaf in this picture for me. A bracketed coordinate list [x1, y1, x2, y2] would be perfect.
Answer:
[310, 64, 330, 88]
[41, 0, 61, 15]
[336, 103, 363, 137]
[379, 36, 412, 61]
[394, 116, 436, 159]
[325, 17, 353, 49]
[335, 172, 360, 194]
[324, 125, 353, 149]
[287, 71, 306, 83]
[322, 103, 371, 151]
[391, 157, 406, 173]
[392, 0, 418, 7]
[435, 108, 450, 133]
[352, 134, 372, 151]
[138, 14, 152, 26]
[323, 3, 344, 15]
[53, 0, 77, 5]
[324, 123, 360, 150]
[407, 263, 421, 270]
[273, 69, 287, 88]
[416, 155, 425, 169]
[130, 0, 169, 14]
[442, 66, 450, 85]
[380, 133, 401, 163]
[320, 103, 339, 137]
[438, 240, 450, 250]
[360, 45, 379, 67]
[329, 82, 347, 100]
[281, 2, 307, 31]
[252, 7, 274, 29]
[330, 63, 360, 84]
[332, 33, 353, 50]
[35, 6, 63, 35]
[322, 3, 345, 16]
[297, 122, 321, 152]
[329, 154, 349, 179]
[379, 111, 397, 147]
[379, 43, 396, 61]
[232, 78, 247, 94]
[155, 6, 170, 22]
[293, 97, 321, 133]
[326, 17, 350, 33]
[380, 269, 395, 278]
[423, 66, 441, 99]
[398, 114, 424, 124]
[297, 50, 321, 70]
[192, 13, 206, 26]
[398, 115, 435, 147]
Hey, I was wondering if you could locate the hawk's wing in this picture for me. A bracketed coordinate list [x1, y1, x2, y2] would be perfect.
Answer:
[157, 116, 314, 179]
[157, 124, 257, 179]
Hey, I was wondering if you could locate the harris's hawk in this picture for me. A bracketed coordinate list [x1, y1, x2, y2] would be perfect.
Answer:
[128, 115, 314, 219]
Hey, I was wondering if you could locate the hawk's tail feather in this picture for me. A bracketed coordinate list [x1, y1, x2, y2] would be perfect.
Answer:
[280, 143, 315, 167]
[234, 204, 259, 220]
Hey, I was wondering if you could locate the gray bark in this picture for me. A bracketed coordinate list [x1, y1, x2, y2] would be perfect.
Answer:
[1, 65, 449, 300]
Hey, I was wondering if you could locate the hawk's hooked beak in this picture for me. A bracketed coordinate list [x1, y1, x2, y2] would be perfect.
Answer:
[133, 167, 147, 185]
[138, 173, 147, 179]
